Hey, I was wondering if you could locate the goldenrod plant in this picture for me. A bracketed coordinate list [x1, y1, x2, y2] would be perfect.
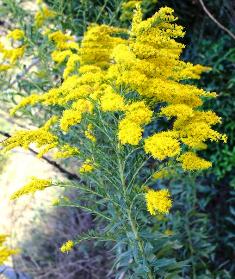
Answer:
[0, 0, 228, 277]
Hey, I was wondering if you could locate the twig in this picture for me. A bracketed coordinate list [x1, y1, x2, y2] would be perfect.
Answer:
[198, 0, 235, 40]
[0, 130, 82, 182]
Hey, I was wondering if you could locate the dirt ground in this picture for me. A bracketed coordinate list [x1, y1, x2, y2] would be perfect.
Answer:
[0, 148, 64, 266]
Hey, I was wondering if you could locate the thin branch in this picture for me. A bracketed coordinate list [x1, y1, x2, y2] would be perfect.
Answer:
[198, 0, 235, 40]
[0, 130, 82, 182]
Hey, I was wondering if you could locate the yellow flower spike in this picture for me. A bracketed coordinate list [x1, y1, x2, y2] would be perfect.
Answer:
[10, 177, 52, 200]
[178, 152, 212, 171]
[1, 125, 58, 156]
[60, 240, 74, 253]
[10, 94, 40, 116]
[145, 189, 172, 215]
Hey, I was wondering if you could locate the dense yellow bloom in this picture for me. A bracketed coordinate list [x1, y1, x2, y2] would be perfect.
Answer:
[178, 152, 212, 171]
[79, 160, 94, 173]
[117, 101, 152, 145]
[10, 177, 52, 200]
[6, 5, 226, 174]
[60, 240, 74, 253]
[124, 101, 153, 125]
[79, 24, 126, 69]
[118, 118, 143, 145]
[7, 29, 25, 41]
[146, 189, 172, 215]
[160, 104, 194, 120]
[100, 87, 126, 112]
[144, 133, 181, 160]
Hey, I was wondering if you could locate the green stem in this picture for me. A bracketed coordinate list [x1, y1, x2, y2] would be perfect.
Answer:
[127, 209, 154, 279]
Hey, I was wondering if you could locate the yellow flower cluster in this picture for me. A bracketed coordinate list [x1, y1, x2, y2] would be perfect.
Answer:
[7, 29, 25, 41]
[0, 235, 18, 264]
[7, 5, 226, 185]
[0, 29, 25, 65]
[60, 99, 93, 132]
[108, 5, 225, 169]
[53, 144, 80, 159]
[144, 132, 180, 160]
[100, 87, 126, 112]
[60, 240, 74, 253]
[118, 101, 153, 145]
[35, 1, 56, 28]
[10, 177, 52, 200]
[79, 160, 94, 173]
[178, 152, 212, 171]
[10, 94, 39, 116]
[146, 189, 172, 215]
[0, 64, 11, 71]
[2, 116, 58, 158]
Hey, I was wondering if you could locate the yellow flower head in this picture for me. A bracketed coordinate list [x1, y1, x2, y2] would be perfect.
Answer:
[144, 133, 181, 160]
[79, 160, 94, 173]
[7, 29, 25, 41]
[60, 240, 74, 253]
[178, 152, 212, 171]
[100, 87, 126, 112]
[118, 118, 143, 145]
[146, 189, 172, 215]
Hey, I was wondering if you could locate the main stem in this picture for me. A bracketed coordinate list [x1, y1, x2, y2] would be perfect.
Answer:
[117, 147, 154, 279]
